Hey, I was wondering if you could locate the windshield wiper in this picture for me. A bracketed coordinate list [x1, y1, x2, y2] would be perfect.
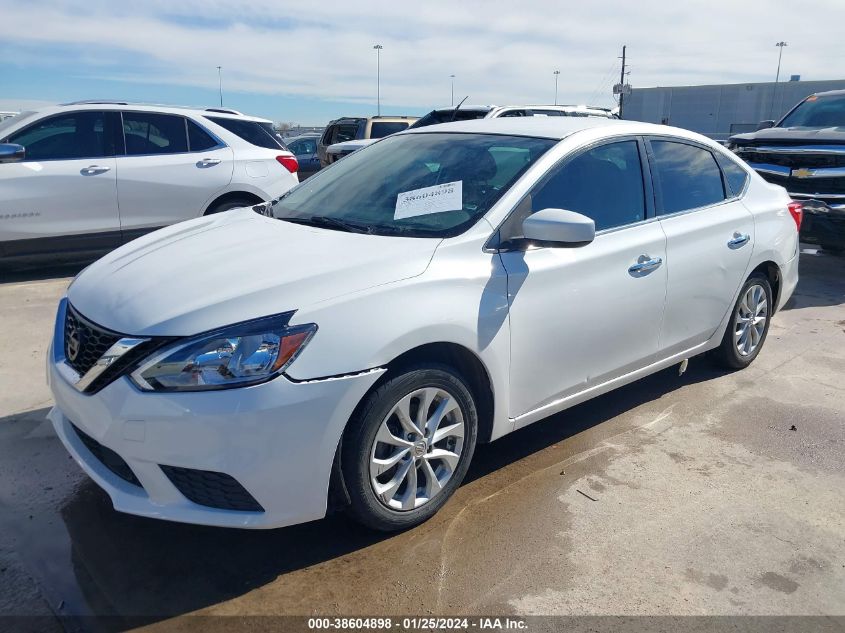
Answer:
[282, 215, 373, 234]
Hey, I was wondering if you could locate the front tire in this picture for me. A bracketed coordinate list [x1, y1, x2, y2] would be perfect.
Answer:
[713, 273, 772, 369]
[341, 364, 478, 532]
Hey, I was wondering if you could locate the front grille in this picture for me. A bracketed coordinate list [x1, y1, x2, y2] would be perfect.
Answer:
[160, 466, 264, 512]
[64, 305, 121, 376]
[758, 172, 845, 197]
[72, 423, 142, 487]
[737, 149, 845, 170]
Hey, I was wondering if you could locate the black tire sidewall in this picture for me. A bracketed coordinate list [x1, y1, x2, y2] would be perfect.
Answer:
[341, 364, 478, 531]
[719, 273, 773, 369]
[206, 199, 256, 215]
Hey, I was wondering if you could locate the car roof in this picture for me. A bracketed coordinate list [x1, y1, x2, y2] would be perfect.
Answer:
[402, 116, 711, 143]
[813, 89, 845, 97]
[29, 101, 274, 124]
[430, 105, 494, 113]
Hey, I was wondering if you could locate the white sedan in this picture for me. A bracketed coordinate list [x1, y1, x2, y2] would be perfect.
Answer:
[47, 117, 800, 531]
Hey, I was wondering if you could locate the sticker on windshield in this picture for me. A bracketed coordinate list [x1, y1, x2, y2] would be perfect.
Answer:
[395, 181, 462, 220]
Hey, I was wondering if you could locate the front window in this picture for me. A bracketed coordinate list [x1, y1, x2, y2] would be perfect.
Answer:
[7, 111, 109, 160]
[779, 94, 845, 128]
[272, 132, 555, 237]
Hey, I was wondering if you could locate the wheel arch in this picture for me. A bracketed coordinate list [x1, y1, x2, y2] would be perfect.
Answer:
[204, 190, 265, 215]
[749, 260, 782, 310]
[328, 341, 496, 514]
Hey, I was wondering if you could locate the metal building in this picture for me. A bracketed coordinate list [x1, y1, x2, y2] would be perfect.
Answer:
[623, 78, 845, 140]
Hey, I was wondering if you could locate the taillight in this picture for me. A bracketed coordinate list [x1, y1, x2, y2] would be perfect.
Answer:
[276, 155, 298, 173]
[787, 201, 803, 231]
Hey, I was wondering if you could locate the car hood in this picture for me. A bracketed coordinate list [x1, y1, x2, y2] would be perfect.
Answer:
[730, 126, 845, 145]
[67, 209, 440, 336]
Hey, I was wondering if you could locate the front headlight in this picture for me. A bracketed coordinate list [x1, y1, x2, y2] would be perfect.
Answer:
[130, 314, 316, 392]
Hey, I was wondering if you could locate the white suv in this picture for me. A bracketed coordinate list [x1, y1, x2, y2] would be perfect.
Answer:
[0, 101, 299, 262]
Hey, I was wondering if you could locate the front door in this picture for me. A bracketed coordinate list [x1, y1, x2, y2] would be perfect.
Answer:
[499, 138, 668, 420]
[1, 110, 120, 256]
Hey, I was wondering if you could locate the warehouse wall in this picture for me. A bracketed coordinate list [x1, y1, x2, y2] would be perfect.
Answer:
[624, 79, 845, 140]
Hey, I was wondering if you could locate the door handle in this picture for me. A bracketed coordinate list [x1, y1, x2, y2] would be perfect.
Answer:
[728, 232, 751, 248]
[80, 165, 110, 175]
[628, 255, 663, 276]
[197, 158, 221, 167]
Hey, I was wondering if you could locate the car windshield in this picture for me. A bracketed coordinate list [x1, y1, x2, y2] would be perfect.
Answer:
[271, 132, 555, 237]
[779, 94, 845, 128]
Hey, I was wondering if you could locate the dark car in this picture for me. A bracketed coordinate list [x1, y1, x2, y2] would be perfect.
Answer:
[728, 89, 845, 253]
[286, 134, 321, 180]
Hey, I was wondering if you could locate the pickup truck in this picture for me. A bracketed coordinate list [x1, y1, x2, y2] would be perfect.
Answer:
[728, 89, 845, 253]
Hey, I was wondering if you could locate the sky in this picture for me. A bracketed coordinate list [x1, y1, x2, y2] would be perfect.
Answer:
[1, 0, 843, 126]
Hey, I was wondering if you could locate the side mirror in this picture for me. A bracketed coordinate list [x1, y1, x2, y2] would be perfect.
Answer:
[522, 208, 596, 247]
[0, 143, 25, 164]
[756, 120, 775, 130]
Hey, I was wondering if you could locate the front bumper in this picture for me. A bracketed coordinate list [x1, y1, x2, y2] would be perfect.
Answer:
[47, 306, 383, 529]
[797, 199, 845, 249]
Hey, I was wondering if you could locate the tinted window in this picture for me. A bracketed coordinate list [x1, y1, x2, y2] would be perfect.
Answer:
[207, 117, 285, 150]
[187, 119, 219, 151]
[510, 140, 646, 234]
[779, 94, 845, 128]
[289, 138, 317, 155]
[409, 109, 489, 129]
[123, 112, 188, 155]
[9, 111, 108, 160]
[332, 123, 359, 144]
[717, 154, 749, 196]
[370, 121, 410, 138]
[273, 133, 554, 238]
[651, 141, 725, 214]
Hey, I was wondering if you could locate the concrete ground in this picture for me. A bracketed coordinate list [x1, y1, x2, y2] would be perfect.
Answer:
[0, 250, 843, 631]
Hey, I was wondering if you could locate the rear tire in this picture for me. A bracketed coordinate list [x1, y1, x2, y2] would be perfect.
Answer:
[341, 364, 478, 532]
[713, 273, 772, 370]
[205, 198, 259, 215]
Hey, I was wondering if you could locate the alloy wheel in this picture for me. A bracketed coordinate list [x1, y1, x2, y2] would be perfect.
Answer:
[734, 283, 768, 357]
[369, 387, 465, 511]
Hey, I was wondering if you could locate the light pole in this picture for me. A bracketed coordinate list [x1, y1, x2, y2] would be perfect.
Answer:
[553, 70, 560, 105]
[373, 44, 383, 116]
[450, 74, 455, 106]
[771, 41, 788, 118]
[216, 66, 223, 107]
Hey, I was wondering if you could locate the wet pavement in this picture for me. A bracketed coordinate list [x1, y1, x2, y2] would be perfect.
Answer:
[0, 250, 843, 631]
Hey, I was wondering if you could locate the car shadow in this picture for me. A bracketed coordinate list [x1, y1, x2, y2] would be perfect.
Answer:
[0, 259, 92, 285]
[781, 248, 845, 311]
[45, 360, 727, 628]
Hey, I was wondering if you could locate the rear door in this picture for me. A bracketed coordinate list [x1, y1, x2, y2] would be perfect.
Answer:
[0, 110, 120, 256]
[647, 138, 755, 356]
[115, 112, 233, 240]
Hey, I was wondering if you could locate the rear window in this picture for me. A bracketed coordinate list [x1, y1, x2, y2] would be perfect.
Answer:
[206, 117, 286, 150]
[370, 121, 410, 138]
[409, 109, 489, 129]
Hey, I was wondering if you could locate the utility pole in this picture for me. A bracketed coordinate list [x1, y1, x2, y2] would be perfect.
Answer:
[618, 45, 627, 119]
[771, 41, 788, 119]
[553, 70, 560, 105]
[217, 66, 223, 107]
[373, 44, 383, 116]
[450, 74, 455, 106]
